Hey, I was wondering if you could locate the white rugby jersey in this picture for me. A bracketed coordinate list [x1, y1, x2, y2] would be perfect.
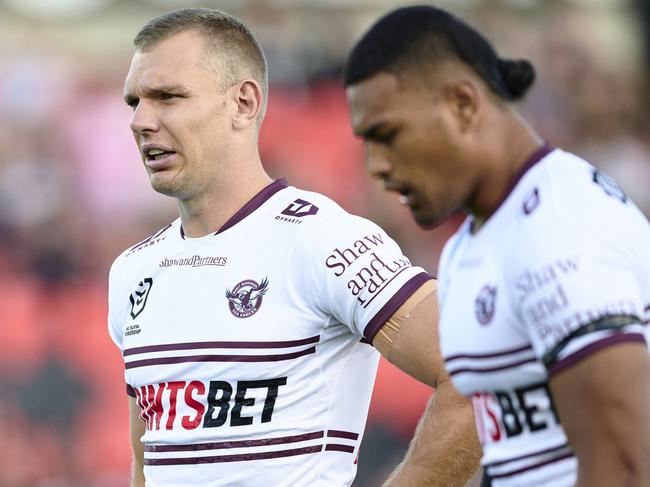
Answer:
[437, 146, 650, 486]
[108, 179, 429, 487]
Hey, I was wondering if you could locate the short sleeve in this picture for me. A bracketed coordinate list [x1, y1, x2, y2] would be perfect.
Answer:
[301, 213, 431, 342]
[510, 221, 646, 376]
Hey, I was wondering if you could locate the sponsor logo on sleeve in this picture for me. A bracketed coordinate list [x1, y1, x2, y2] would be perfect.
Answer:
[325, 233, 411, 307]
[226, 278, 269, 318]
[276, 199, 319, 224]
[522, 187, 540, 215]
[515, 257, 578, 327]
[475, 285, 497, 325]
[130, 278, 153, 319]
[515, 256, 638, 343]
[592, 169, 627, 203]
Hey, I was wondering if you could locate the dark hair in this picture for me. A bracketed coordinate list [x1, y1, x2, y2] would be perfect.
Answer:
[134, 8, 268, 119]
[343, 5, 535, 101]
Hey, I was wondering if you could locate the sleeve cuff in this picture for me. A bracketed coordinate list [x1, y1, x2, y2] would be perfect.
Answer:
[547, 332, 646, 377]
[362, 271, 432, 343]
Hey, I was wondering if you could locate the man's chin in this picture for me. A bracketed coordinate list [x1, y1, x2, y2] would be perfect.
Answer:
[149, 179, 180, 198]
[411, 208, 440, 230]
[412, 207, 459, 230]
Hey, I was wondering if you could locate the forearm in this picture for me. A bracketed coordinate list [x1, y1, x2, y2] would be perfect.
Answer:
[131, 459, 145, 487]
[382, 380, 481, 487]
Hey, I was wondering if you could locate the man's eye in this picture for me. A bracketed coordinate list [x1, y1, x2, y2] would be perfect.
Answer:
[376, 129, 398, 144]
[160, 93, 178, 101]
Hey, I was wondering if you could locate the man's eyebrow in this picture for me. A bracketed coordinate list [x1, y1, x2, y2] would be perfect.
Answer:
[358, 121, 388, 140]
[123, 84, 191, 104]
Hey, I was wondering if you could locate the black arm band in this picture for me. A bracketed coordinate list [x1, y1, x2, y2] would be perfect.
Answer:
[542, 314, 641, 369]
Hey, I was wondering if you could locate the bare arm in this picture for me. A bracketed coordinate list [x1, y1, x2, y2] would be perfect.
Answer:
[549, 341, 650, 487]
[129, 395, 146, 487]
[373, 280, 481, 486]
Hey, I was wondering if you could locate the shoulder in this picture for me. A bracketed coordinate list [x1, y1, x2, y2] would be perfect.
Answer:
[109, 219, 178, 284]
[511, 149, 644, 244]
[277, 186, 387, 246]
[506, 149, 650, 273]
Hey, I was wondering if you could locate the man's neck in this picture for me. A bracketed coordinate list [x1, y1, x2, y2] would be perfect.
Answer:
[470, 115, 544, 231]
[178, 170, 274, 238]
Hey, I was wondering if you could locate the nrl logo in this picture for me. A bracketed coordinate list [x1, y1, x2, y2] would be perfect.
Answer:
[130, 277, 153, 319]
[226, 277, 269, 318]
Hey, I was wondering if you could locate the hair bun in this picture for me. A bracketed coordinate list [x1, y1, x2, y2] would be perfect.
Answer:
[497, 58, 535, 100]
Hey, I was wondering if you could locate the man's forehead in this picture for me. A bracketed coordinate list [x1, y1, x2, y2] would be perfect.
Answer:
[124, 36, 209, 93]
[346, 72, 410, 128]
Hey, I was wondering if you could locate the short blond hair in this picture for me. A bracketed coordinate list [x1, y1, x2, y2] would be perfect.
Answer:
[134, 8, 269, 125]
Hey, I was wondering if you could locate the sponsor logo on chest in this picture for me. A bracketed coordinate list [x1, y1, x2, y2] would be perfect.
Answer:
[472, 382, 561, 446]
[159, 255, 228, 268]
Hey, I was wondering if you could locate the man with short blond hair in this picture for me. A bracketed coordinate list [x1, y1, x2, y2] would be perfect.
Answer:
[109, 8, 480, 487]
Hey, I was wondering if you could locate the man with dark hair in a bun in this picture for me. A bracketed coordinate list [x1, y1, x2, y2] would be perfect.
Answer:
[345, 5, 650, 487]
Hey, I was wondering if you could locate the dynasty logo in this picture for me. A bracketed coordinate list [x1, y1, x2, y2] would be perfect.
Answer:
[226, 278, 269, 318]
[276, 199, 319, 224]
[130, 278, 153, 319]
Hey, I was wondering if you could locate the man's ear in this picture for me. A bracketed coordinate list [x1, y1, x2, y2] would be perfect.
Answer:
[232, 79, 263, 130]
[444, 78, 480, 133]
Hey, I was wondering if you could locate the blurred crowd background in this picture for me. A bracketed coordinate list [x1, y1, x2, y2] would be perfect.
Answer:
[0, 0, 648, 485]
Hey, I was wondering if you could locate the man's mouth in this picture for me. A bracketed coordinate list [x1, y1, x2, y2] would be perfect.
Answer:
[145, 148, 176, 162]
[385, 182, 413, 206]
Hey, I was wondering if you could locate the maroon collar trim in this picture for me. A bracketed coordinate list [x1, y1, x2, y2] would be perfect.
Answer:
[180, 178, 289, 239]
[492, 143, 554, 214]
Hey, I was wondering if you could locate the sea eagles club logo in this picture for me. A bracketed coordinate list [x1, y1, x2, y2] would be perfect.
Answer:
[475, 285, 497, 325]
[226, 278, 269, 318]
[130, 278, 153, 319]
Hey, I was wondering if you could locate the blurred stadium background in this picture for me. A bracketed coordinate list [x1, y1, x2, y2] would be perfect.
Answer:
[0, 0, 648, 485]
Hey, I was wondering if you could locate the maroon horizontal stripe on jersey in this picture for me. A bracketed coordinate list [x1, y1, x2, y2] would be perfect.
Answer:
[488, 451, 574, 480]
[327, 430, 359, 440]
[124, 335, 320, 356]
[444, 343, 534, 363]
[125, 347, 316, 369]
[448, 356, 538, 377]
[144, 445, 323, 466]
[483, 442, 570, 468]
[325, 444, 355, 453]
[145, 431, 325, 452]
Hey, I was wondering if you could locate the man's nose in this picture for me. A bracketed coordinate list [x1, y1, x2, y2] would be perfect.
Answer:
[365, 144, 392, 180]
[130, 101, 160, 134]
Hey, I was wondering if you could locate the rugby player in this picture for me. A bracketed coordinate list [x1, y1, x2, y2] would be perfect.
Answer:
[108, 8, 480, 487]
[344, 5, 650, 487]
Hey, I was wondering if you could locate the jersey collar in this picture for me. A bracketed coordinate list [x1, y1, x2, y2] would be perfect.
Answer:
[494, 143, 554, 212]
[469, 143, 554, 235]
[180, 178, 289, 239]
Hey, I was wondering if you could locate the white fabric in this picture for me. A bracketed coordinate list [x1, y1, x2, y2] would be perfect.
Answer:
[438, 148, 650, 486]
[108, 181, 428, 487]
